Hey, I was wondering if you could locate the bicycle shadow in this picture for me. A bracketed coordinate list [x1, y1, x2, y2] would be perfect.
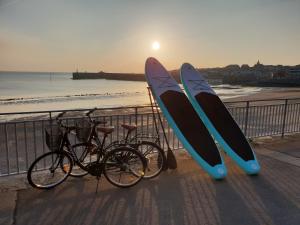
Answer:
[19, 155, 300, 225]
[15, 168, 187, 225]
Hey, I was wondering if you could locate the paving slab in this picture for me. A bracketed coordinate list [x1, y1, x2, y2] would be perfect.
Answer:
[253, 133, 300, 158]
[1, 135, 300, 225]
[11, 154, 300, 225]
[0, 191, 17, 225]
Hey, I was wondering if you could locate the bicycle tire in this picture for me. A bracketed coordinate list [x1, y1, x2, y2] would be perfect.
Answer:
[27, 151, 73, 189]
[135, 141, 166, 179]
[103, 147, 146, 188]
[67, 143, 98, 177]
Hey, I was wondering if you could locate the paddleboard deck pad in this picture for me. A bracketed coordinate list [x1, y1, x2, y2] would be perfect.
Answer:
[180, 63, 260, 174]
[145, 57, 226, 179]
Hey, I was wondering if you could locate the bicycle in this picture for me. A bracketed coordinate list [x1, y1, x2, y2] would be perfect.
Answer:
[27, 112, 146, 189]
[81, 108, 167, 179]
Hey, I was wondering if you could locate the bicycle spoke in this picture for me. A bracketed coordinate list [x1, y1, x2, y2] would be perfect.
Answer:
[104, 147, 145, 188]
[27, 152, 72, 189]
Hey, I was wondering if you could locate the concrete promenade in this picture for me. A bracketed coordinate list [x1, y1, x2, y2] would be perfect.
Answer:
[1, 134, 299, 225]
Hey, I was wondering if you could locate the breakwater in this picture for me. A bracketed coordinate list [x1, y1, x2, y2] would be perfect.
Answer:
[73, 72, 146, 81]
[72, 71, 182, 83]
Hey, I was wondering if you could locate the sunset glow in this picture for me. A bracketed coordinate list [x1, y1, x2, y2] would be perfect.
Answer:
[152, 41, 160, 51]
[0, 0, 299, 72]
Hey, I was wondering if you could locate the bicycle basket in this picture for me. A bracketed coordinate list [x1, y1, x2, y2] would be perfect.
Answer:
[45, 125, 63, 152]
[75, 119, 92, 142]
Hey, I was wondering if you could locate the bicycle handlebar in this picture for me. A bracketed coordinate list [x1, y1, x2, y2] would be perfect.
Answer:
[55, 109, 106, 131]
[55, 112, 69, 129]
[55, 114, 76, 132]
[56, 112, 66, 120]
[86, 108, 97, 117]
[85, 108, 107, 125]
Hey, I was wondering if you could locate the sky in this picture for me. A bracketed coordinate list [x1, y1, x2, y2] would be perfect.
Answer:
[0, 0, 299, 73]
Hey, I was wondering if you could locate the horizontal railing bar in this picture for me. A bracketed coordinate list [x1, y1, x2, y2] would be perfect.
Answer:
[223, 97, 300, 104]
[0, 104, 155, 116]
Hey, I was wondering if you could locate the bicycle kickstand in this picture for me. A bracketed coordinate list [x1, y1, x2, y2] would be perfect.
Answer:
[95, 176, 101, 194]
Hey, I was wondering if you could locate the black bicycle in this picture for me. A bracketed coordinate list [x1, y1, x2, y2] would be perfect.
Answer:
[27, 112, 146, 189]
[78, 108, 167, 179]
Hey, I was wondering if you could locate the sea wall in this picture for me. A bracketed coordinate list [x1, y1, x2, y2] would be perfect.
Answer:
[72, 71, 182, 83]
[73, 72, 146, 81]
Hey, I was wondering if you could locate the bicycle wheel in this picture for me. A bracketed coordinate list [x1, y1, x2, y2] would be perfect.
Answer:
[27, 151, 72, 189]
[136, 141, 166, 179]
[103, 147, 146, 188]
[68, 143, 98, 177]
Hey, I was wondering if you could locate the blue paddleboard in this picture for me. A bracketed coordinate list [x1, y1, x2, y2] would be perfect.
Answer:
[145, 57, 226, 179]
[180, 63, 260, 174]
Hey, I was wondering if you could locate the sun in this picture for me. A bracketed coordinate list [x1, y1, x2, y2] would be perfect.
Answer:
[152, 41, 160, 50]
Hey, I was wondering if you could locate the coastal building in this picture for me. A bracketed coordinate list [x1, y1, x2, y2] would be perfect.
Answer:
[72, 62, 300, 86]
[288, 68, 300, 77]
[221, 60, 300, 86]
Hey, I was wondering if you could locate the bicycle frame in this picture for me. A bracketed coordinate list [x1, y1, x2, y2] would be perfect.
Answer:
[58, 128, 80, 161]
[77, 122, 113, 161]
[104, 130, 160, 153]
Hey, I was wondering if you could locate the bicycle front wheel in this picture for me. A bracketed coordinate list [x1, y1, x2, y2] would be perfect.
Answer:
[27, 151, 72, 189]
[103, 147, 146, 188]
[69, 143, 98, 177]
[136, 141, 166, 179]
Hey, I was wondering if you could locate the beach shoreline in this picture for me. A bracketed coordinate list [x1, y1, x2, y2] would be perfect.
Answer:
[1, 87, 300, 122]
[225, 87, 300, 102]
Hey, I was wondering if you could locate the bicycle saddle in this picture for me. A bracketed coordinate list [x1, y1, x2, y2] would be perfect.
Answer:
[96, 126, 114, 134]
[121, 124, 137, 131]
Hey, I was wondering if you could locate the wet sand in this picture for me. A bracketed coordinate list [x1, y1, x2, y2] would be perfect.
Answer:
[226, 87, 300, 102]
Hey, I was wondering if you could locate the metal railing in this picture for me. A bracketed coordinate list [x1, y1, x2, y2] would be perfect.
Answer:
[1, 98, 300, 177]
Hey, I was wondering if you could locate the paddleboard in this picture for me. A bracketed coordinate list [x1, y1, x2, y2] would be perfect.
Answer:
[145, 57, 226, 179]
[180, 63, 260, 174]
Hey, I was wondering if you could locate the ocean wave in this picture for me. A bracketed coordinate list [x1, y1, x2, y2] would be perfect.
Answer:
[0, 91, 144, 105]
[211, 85, 241, 90]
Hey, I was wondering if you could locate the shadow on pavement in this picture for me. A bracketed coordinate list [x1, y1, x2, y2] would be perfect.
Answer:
[14, 155, 300, 225]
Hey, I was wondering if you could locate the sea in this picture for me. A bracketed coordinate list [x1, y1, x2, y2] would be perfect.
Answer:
[0, 71, 265, 114]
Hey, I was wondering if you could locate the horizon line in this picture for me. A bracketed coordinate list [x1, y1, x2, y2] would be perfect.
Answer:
[1, 62, 300, 74]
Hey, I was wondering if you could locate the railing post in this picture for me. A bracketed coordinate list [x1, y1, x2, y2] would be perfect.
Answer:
[4, 123, 10, 175]
[244, 101, 250, 137]
[281, 99, 288, 138]
[135, 107, 138, 137]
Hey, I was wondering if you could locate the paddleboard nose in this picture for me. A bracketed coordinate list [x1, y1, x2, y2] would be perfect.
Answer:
[181, 63, 194, 71]
[146, 57, 159, 65]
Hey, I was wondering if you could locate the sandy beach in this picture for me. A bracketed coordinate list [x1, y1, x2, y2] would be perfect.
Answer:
[1, 87, 300, 123]
[226, 87, 300, 102]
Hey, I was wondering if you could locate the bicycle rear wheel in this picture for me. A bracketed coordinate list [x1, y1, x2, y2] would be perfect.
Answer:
[136, 141, 166, 179]
[27, 151, 72, 189]
[103, 147, 146, 188]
